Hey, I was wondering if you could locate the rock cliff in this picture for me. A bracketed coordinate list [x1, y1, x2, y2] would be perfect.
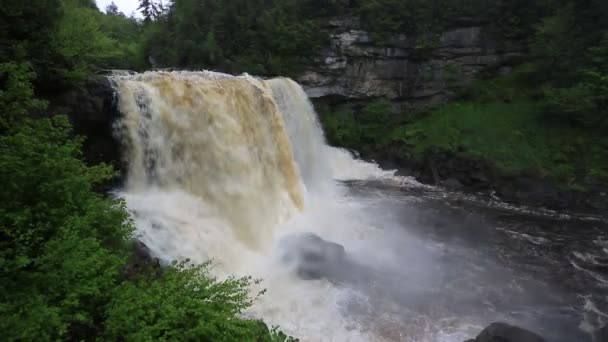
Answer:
[299, 16, 525, 107]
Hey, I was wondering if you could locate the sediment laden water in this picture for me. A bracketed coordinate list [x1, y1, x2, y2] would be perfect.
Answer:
[113, 72, 308, 250]
[110, 71, 399, 341]
[110, 71, 607, 342]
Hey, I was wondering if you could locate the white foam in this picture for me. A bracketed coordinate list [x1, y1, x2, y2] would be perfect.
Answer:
[111, 71, 533, 342]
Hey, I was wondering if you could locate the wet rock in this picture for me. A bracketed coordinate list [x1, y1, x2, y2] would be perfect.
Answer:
[470, 170, 488, 183]
[466, 322, 546, 342]
[48, 76, 122, 170]
[495, 177, 571, 210]
[442, 178, 464, 189]
[385, 148, 607, 213]
[597, 325, 608, 342]
[279, 233, 346, 280]
[123, 240, 162, 280]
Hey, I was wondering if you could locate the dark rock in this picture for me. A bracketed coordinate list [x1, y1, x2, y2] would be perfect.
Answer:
[279, 233, 346, 280]
[469, 322, 546, 342]
[587, 193, 608, 211]
[300, 17, 526, 108]
[495, 177, 572, 209]
[426, 156, 441, 184]
[597, 325, 608, 342]
[470, 170, 488, 183]
[442, 178, 464, 189]
[380, 149, 607, 213]
[49, 76, 122, 171]
[123, 240, 162, 280]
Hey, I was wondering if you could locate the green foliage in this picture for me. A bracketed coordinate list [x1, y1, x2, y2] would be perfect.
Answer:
[356, 0, 549, 40]
[0, 0, 62, 82]
[138, 0, 154, 22]
[459, 72, 535, 103]
[0, 62, 46, 131]
[321, 100, 405, 154]
[50, 1, 122, 82]
[99, 9, 147, 70]
[0, 65, 131, 340]
[358, 0, 454, 38]
[142, 0, 326, 76]
[105, 260, 267, 341]
[543, 34, 608, 126]
[402, 101, 608, 185]
[527, 5, 582, 85]
[0, 45, 287, 342]
[2, 0, 144, 85]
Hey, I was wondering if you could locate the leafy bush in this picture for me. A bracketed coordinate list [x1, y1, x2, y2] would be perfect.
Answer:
[50, 1, 122, 82]
[543, 34, 608, 126]
[0, 60, 285, 342]
[105, 260, 271, 341]
[0, 64, 131, 339]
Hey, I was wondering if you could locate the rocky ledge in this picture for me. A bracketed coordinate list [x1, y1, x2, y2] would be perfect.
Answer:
[48, 77, 122, 170]
[382, 150, 608, 214]
[299, 16, 525, 108]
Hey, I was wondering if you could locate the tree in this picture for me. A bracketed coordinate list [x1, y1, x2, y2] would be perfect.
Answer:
[152, 0, 168, 18]
[0, 0, 62, 77]
[544, 34, 608, 126]
[527, 4, 582, 86]
[105, 1, 119, 15]
[138, 0, 154, 22]
[50, 2, 121, 82]
[0, 63, 132, 340]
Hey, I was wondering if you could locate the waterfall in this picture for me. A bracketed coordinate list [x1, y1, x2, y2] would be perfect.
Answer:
[107, 70, 608, 342]
[113, 71, 307, 250]
[266, 77, 334, 192]
[111, 70, 398, 341]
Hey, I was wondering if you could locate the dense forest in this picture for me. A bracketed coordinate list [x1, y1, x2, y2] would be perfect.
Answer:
[1, 0, 607, 340]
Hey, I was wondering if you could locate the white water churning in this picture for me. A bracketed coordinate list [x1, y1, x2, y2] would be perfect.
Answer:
[110, 71, 402, 341]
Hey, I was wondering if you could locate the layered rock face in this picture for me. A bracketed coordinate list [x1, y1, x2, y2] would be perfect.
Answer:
[299, 16, 525, 107]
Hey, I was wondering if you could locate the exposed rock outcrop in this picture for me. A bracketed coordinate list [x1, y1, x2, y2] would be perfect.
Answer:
[49, 77, 121, 169]
[299, 16, 525, 108]
[597, 325, 608, 342]
[122, 240, 162, 280]
[279, 233, 347, 280]
[391, 150, 608, 213]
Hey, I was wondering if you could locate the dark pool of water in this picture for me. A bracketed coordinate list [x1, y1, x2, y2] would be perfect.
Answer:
[343, 180, 608, 342]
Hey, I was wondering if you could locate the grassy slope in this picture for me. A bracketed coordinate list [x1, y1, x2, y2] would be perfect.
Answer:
[321, 90, 608, 190]
[398, 101, 608, 187]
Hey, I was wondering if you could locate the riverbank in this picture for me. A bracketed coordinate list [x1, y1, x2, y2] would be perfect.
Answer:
[318, 93, 608, 214]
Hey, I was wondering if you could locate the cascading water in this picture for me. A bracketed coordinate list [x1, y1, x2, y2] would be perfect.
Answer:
[110, 71, 606, 342]
[113, 72, 307, 251]
[111, 71, 399, 341]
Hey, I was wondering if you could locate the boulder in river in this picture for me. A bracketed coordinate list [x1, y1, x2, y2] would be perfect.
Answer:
[465, 322, 546, 342]
[278, 233, 346, 280]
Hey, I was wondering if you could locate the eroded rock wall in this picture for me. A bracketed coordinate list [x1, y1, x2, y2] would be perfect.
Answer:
[299, 16, 525, 108]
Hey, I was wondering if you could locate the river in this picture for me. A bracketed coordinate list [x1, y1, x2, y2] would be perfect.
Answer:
[111, 71, 607, 341]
